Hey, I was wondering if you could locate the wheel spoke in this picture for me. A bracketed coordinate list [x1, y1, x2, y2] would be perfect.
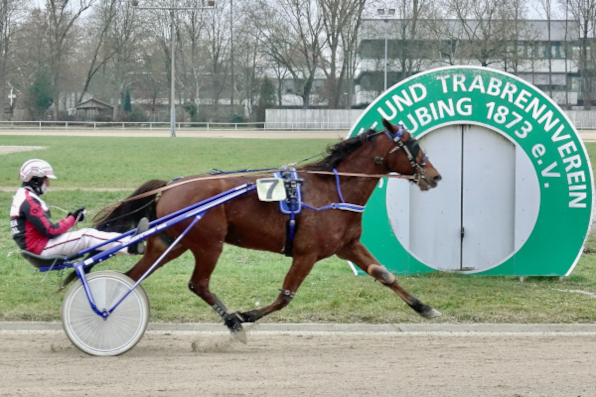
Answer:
[62, 272, 149, 356]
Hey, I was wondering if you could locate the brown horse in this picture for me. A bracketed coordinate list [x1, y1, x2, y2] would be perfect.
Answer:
[96, 119, 442, 341]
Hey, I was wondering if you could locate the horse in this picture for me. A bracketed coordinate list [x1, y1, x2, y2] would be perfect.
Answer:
[94, 119, 443, 341]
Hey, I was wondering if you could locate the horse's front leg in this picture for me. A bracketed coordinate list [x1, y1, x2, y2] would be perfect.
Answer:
[237, 254, 317, 323]
[338, 241, 441, 319]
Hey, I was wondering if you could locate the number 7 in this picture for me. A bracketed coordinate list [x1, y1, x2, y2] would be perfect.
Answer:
[506, 111, 523, 129]
[262, 179, 279, 199]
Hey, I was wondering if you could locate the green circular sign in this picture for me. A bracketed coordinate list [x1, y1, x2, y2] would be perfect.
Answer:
[349, 66, 594, 276]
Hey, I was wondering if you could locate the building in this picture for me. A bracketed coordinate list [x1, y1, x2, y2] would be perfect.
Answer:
[75, 98, 114, 119]
[354, 19, 588, 109]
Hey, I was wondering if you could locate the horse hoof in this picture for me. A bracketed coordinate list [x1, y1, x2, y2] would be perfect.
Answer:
[421, 306, 442, 319]
[232, 329, 247, 344]
[237, 309, 262, 323]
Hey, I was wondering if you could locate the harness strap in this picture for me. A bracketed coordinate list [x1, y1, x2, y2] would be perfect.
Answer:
[279, 169, 303, 257]
[333, 168, 346, 203]
[301, 168, 365, 213]
[302, 203, 365, 213]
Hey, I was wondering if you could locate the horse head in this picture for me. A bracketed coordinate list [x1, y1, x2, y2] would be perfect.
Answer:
[381, 119, 441, 191]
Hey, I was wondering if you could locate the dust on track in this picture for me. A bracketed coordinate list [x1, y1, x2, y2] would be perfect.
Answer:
[1, 330, 595, 397]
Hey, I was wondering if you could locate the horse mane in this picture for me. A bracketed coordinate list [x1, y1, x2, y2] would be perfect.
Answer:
[93, 179, 167, 233]
[303, 128, 380, 171]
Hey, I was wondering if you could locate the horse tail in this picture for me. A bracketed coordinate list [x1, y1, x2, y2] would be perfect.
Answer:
[94, 179, 168, 233]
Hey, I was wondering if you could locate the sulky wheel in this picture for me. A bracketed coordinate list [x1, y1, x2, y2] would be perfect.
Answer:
[61, 270, 150, 356]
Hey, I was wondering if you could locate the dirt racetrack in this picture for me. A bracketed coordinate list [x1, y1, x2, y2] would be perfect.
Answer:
[1, 329, 596, 397]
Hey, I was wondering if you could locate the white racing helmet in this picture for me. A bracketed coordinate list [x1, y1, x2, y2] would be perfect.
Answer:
[19, 159, 57, 182]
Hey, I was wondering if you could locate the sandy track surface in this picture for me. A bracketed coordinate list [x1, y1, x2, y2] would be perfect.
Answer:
[578, 130, 596, 142]
[1, 330, 595, 397]
[0, 145, 45, 155]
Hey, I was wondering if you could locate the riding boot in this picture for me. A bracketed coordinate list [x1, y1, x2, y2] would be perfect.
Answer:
[128, 217, 149, 255]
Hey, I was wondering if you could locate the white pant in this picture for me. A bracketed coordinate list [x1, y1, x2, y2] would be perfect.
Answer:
[41, 228, 133, 257]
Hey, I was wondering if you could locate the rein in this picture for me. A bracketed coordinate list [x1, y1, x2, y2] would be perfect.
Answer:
[300, 170, 416, 180]
[109, 169, 415, 206]
[116, 170, 277, 204]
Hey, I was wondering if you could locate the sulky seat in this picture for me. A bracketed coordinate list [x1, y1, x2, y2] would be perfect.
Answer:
[20, 250, 66, 269]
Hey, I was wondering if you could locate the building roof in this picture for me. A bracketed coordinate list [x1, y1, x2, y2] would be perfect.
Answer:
[76, 98, 113, 110]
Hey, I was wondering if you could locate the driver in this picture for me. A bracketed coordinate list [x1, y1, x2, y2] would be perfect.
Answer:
[10, 159, 148, 258]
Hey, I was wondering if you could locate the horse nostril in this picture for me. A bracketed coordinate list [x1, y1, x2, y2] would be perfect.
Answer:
[434, 175, 442, 183]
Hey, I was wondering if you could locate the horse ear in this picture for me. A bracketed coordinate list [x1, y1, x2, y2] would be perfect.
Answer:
[382, 118, 395, 133]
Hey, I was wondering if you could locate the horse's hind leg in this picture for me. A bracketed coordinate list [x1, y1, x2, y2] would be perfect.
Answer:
[337, 241, 441, 319]
[236, 254, 317, 323]
[186, 243, 249, 342]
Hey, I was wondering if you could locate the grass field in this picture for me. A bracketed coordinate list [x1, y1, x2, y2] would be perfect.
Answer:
[1, 135, 596, 324]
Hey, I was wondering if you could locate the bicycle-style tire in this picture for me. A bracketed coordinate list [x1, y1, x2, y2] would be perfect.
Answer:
[61, 270, 150, 356]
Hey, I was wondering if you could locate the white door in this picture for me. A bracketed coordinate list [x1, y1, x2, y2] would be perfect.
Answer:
[386, 124, 538, 272]
[461, 125, 515, 270]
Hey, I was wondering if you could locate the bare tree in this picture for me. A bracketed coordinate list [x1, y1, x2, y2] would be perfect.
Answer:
[234, 20, 268, 118]
[396, 0, 430, 79]
[77, 0, 120, 104]
[501, 0, 531, 75]
[136, 48, 167, 119]
[204, 5, 230, 117]
[247, 0, 324, 109]
[423, 11, 467, 66]
[536, 0, 554, 97]
[178, 3, 209, 107]
[318, 0, 367, 109]
[446, 0, 510, 67]
[44, 0, 97, 119]
[92, 0, 143, 119]
[559, 0, 574, 107]
[565, 0, 596, 109]
[0, 0, 27, 118]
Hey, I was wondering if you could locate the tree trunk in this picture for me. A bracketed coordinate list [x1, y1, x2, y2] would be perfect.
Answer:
[582, 30, 591, 110]
[547, 18, 552, 98]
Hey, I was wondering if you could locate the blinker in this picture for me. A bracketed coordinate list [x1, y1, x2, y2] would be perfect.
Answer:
[406, 137, 420, 160]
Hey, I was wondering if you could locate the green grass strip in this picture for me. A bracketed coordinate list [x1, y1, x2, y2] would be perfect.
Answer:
[1, 136, 596, 323]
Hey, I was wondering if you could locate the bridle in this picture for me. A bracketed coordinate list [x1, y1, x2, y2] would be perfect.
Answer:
[382, 126, 429, 186]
